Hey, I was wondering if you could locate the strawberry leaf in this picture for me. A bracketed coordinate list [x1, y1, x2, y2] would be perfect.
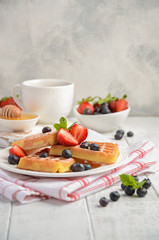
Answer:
[122, 94, 127, 99]
[1, 96, 12, 101]
[77, 96, 93, 104]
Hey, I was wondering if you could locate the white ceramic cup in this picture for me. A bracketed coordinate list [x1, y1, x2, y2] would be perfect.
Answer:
[12, 79, 74, 123]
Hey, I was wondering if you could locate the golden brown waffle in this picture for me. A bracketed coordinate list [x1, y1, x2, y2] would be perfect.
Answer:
[12, 131, 57, 150]
[17, 154, 75, 173]
[49, 142, 119, 165]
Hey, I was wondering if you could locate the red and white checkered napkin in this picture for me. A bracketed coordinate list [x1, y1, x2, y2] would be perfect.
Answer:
[0, 140, 158, 204]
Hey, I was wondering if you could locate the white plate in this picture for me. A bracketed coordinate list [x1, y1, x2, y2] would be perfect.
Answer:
[0, 147, 128, 177]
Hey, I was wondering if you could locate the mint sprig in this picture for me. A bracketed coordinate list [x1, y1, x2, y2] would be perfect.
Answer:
[120, 174, 146, 190]
[77, 93, 127, 105]
[77, 93, 119, 106]
[77, 96, 100, 105]
[54, 117, 77, 131]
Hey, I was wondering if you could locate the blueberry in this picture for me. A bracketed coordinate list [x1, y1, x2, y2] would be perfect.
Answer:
[99, 197, 109, 207]
[116, 130, 124, 136]
[114, 133, 123, 140]
[90, 143, 100, 151]
[80, 141, 90, 149]
[127, 131, 134, 137]
[71, 163, 85, 172]
[109, 191, 120, 201]
[8, 154, 20, 165]
[143, 178, 151, 189]
[42, 126, 52, 133]
[101, 102, 109, 108]
[137, 187, 147, 197]
[121, 183, 126, 190]
[62, 149, 72, 158]
[84, 164, 92, 171]
[83, 108, 93, 115]
[100, 106, 111, 114]
[39, 152, 48, 158]
[132, 175, 139, 182]
[125, 186, 135, 196]
[94, 107, 101, 114]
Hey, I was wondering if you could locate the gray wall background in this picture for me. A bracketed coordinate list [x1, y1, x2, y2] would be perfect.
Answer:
[0, 0, 159, 116]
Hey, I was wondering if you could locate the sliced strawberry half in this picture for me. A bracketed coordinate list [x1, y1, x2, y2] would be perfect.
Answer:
[57, 128, 78, 146]
[69, 124, 88, 144]
[9, 144, 26, 157]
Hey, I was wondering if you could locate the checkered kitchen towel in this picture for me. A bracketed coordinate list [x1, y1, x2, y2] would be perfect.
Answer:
[0, 139, 158, 204]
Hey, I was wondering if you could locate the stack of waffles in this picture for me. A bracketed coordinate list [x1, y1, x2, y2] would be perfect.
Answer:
[12, 131, 120, 173]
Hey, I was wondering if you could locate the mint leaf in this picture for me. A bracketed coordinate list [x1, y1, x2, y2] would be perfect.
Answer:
[120, 174, 131, 186]
[136, 180, 146, 189]
[53, 123, 62, 131]
[128, 175, 138, 189]
[53, 117, 68, 131]
[120, 174, 137, 189]
[60, 117, 67, 129]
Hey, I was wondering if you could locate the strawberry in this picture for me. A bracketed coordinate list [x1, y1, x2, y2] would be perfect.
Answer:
[57, 128, 78, 146]
[109, 101, 116, 112]
[69, 124, 88, 144]
[93, 103, 100, 109]
[115, 99, 128, 112]
[109, 95, 128, 112]
[77, 102, 94, 114]
[0, 96, 21, 109]
[9, 145, 26, 157]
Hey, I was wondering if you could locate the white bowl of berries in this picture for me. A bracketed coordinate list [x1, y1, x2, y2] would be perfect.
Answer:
[73, 94, 130, 132]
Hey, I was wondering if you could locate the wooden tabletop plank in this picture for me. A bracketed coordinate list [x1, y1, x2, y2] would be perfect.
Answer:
[0, 195, 11, 240]
[8, 198, 94, 240]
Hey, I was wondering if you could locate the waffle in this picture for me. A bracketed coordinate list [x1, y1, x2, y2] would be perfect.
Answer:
[12, 131, 57, 150]
[49, 142, 119, 164]
[25, 147, 50, 156]
[17, 154, 75, 173]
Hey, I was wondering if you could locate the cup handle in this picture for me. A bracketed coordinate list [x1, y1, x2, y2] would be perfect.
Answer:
[12, 84, 24, 110]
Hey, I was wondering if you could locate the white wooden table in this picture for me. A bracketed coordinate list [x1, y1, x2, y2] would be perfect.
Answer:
[0, 117, 159, 240]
